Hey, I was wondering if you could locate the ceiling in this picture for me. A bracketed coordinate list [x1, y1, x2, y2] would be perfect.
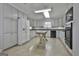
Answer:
[10, 3, 73, 20]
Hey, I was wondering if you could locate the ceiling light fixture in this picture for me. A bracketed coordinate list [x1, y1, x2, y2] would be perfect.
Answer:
[43, 11, 50, 18]
[35, 9, 51, 13]
[35, 8, 51, 18]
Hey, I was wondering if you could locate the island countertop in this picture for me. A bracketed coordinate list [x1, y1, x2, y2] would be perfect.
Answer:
[30, 27, 65, 31]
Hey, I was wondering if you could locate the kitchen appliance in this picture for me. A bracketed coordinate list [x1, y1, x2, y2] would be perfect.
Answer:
[66, 7, 73, 22]
[50, 31, 56, 38]
[65, 23, 72, 49]
[65, 7, 73, 49]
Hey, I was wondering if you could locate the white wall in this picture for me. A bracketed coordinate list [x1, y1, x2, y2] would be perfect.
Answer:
[0, 4, 30, 50]
[30, 18, 64, 27]
[0, 4, 4, 51]
[3, 4, 18, 49]
[73, 4, 79, 56]
[0, 4, 18, 50]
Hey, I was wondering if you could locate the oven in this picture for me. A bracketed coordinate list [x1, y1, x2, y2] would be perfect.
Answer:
[65, 23, 72, 49]
[66, 7, 73, 22]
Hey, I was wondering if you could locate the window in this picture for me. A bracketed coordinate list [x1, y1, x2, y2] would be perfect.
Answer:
[44, 22, 51, 28]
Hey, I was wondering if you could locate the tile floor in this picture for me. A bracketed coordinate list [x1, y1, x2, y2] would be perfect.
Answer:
[3, 37, 70, 56]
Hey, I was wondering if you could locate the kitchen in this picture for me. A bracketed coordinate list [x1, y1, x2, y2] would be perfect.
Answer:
[0, 3, 79, 56]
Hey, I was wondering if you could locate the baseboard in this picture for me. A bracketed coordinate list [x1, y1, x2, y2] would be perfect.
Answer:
[18, 36, 36, 46]
[3, 44, 18, 51]
[18, 39, 32, 46]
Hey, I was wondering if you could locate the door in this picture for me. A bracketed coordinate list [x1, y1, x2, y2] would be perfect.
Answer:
[18, 13, 27, 45]
[65, 23, 72, 49]
[21, 18, 27, 44]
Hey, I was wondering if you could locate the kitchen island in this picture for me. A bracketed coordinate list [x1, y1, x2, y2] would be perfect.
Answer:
[30, 27, 65, 31]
